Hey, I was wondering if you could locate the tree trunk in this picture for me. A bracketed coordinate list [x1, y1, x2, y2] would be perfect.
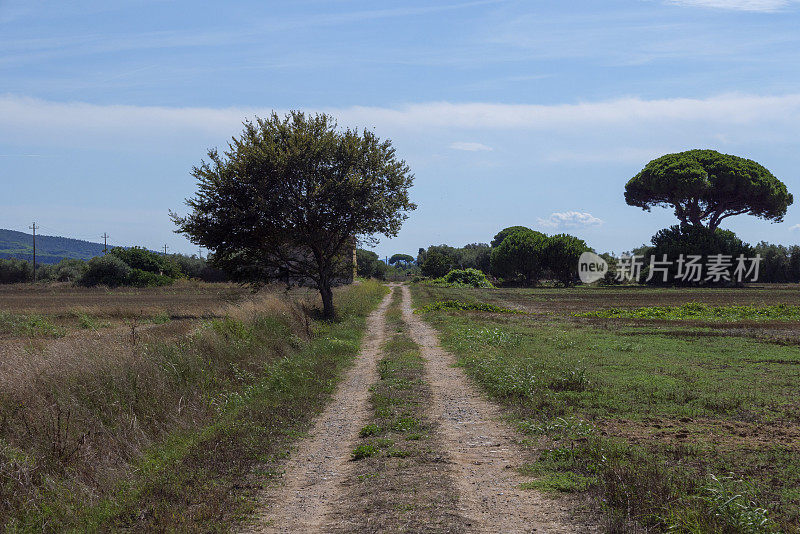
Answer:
[319, 281, 335, 319]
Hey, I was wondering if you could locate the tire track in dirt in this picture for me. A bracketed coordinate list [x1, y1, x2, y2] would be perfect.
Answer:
[400, 285, 596, 534]
[242, 287, 395, 534]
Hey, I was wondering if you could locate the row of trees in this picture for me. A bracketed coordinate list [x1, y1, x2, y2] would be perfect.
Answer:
[0, 248, 226, 286]
[415, 227, 591, 286]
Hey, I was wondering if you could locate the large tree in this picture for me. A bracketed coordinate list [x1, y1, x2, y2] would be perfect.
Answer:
[625, 149, 792, 230]
[172, 111, 415, 318]
[490, 229, 548, 286]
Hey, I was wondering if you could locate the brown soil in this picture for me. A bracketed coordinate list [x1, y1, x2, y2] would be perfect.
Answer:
[400, 285, 597, 534]
[599, 416, 800, 451]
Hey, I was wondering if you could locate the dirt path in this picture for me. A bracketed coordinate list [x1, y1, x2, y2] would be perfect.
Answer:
[242, 288, 395, 534]
[244, 284, 594, 533]
[400, 285, 596, 534]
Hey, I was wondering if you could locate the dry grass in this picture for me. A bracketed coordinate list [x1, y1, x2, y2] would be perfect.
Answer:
[0, 280, 249, 320]
[0, 280, 380, 530]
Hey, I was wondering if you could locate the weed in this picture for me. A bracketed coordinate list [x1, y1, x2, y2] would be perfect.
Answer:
[352, 444, 379, 460]
[702, 474, 775, 533]
[359, 424, 383, 437]
[520, 472, 595, 493]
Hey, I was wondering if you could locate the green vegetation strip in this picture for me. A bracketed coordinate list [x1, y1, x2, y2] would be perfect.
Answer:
[411, 284, 796, 533]
[415, 300, 523, 314]
[343, 289, 464, 532]
[1, 281, 388, 532]
[0, 311, 66, 338]
[576, 302, 800, 321]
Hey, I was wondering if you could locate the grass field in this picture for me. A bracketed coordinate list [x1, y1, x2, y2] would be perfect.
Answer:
[0, 280, 387, 531]
[412, 284, 800, 533]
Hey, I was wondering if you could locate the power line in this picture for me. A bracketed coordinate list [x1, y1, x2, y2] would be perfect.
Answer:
[29, 222, 37, 282]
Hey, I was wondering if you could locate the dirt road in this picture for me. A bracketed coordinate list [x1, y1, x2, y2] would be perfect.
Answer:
[244, 284, 594, 533]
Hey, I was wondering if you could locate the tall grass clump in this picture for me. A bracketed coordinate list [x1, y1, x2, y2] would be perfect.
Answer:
[0, 279, 387, 531]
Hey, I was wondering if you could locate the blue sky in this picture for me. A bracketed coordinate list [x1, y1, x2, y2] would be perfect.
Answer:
[2, 0, 800, 258]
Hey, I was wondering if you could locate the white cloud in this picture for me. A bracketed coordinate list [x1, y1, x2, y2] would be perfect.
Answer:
[537, 211, 604, 229]
[449, 141, 493, 151]
[1, 93, 799, 165]
[790, 224, 800, 231]
[3, 92, 800, 144]
[665, 0, 796, 11]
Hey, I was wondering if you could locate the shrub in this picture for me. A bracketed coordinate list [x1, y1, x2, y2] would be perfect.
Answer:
[54, 259, 89, 282]
[109, 246, 182, 278]
[80, 255, 131, 287]
[419, 248, 453, 278]
[0, 259, 32, 284]
[434, 268, 494, 288]
[128, 268, 174, 287]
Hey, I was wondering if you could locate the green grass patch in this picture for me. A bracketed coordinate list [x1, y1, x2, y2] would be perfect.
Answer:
[576, 302, 800, 321]
[352, 444, 380, 460]
[519, 472, 595, 493]
[415, 300, 523, 314]
[359, 424, 383, 437]
[0, 311, 66, 338]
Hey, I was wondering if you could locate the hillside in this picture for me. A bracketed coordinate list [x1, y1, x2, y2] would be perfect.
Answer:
[0, 229, 107, 264]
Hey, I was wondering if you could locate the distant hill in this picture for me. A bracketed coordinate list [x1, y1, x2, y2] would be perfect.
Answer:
[0, 229, 108, 264]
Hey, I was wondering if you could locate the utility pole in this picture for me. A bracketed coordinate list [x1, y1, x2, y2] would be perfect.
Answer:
[164, 244, 169, 256]
[29, 222, 37, 282]
[101, 232, 109, 253]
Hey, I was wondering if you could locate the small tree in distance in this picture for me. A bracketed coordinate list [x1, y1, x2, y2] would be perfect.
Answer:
[173, 111, 416, 318]
[388, 254, 415, 268]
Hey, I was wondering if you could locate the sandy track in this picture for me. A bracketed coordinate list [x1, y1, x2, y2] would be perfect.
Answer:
[242, 288, 395, 534]
[400, 285, 596, 534]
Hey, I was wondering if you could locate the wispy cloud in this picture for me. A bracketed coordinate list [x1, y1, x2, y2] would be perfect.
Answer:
[1, 92, 799, 156]
[449, 142, 493, 151]
[665, 0, 797, 12]
[537, 211, 604, 229]
[790, 224, 800, 231]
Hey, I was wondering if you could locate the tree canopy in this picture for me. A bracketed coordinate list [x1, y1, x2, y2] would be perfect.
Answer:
[624, 149, 792, 230]
[388, 254, 415, 267]
[490, 229, 548, 285]
[173, 111, 415, 317]
[491, 226, 532, 248]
